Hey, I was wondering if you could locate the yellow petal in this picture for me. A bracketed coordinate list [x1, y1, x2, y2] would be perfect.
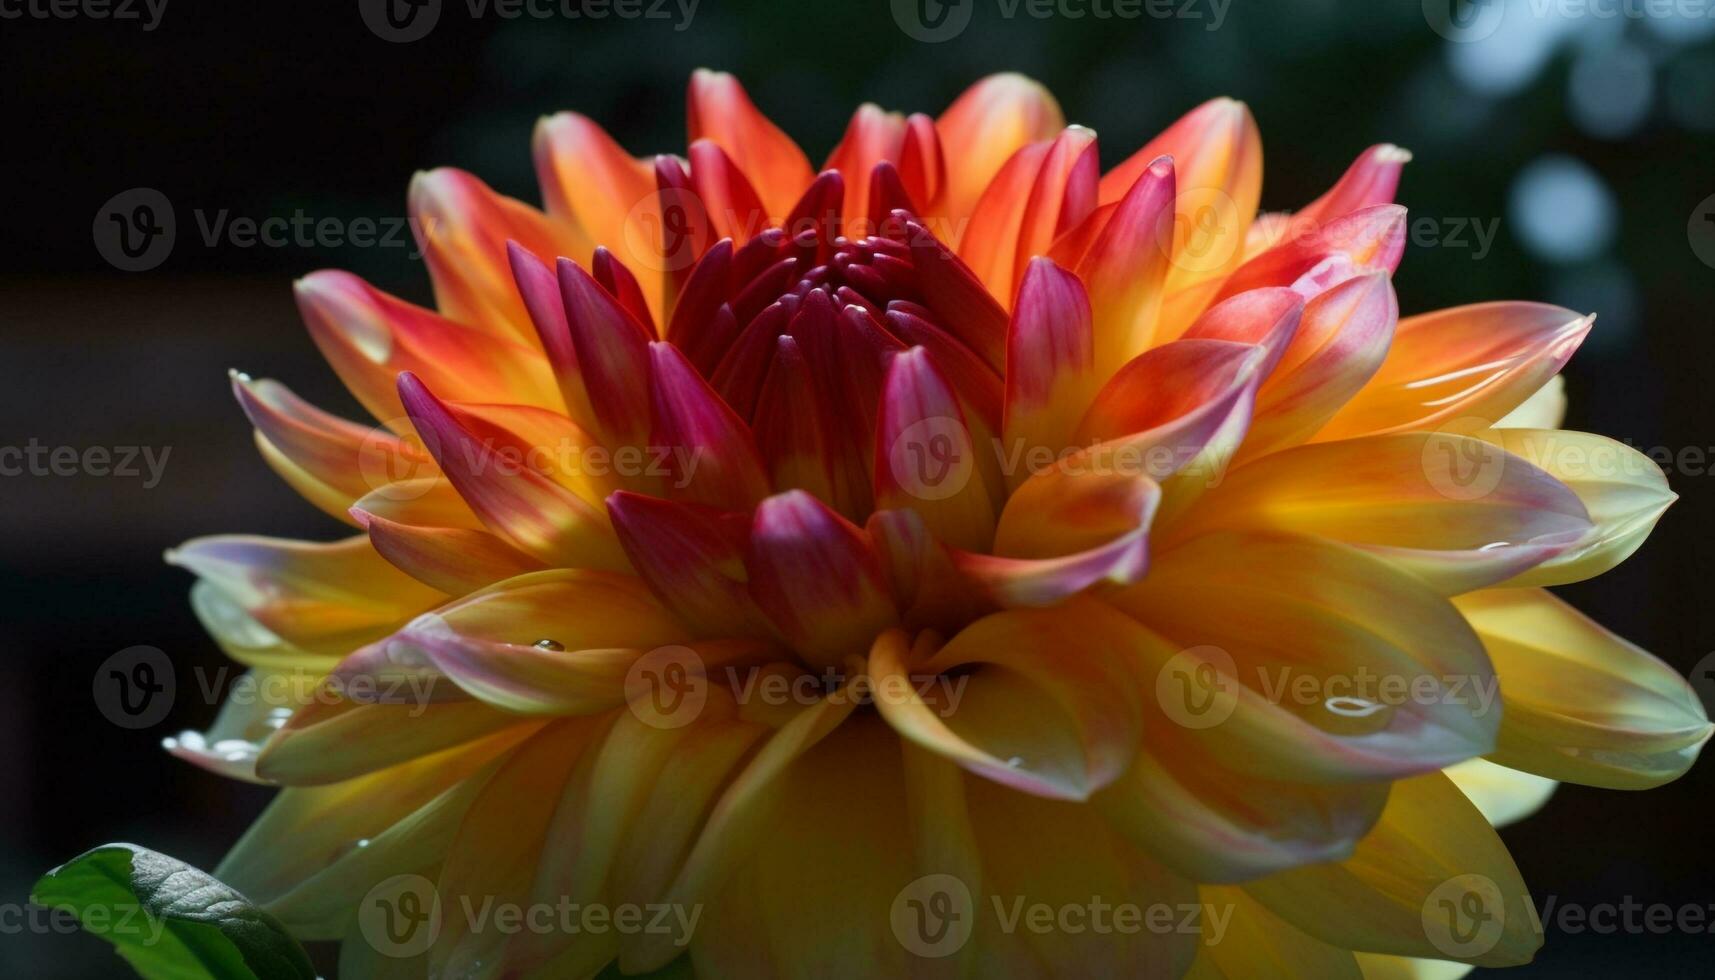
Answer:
[1454, 587, 1712, 789]
[1442, 758, 1557, 827]
[1473, 428, 1675, 588]
[1246, 772, 1541, 968]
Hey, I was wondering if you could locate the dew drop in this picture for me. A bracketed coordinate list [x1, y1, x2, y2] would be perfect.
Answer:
[1309, 696, 1394, 736]
[534, 639, 565, 652]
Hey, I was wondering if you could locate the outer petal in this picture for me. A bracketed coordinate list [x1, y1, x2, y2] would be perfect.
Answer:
[1454, 587, 1712, 789]
[409, 168, 580, 344]
[1168, 432, 1593, 594]
[871, 600, 1146, 800]
[823, 103, 908, 225]
[1074, 156, 1177, 377]
[933, 73, 1065, 226]
[1442, 758, 1557, 828]
[532, 111, 659, 320]
[1113, 531, 1500, 782]
[1316, 304, 1594, 441]
[1473, 428, 1675, 587]
[960, 126, 1098, 303]
[687, 69, 814, 220]
[1096, 720, 1389, 883]
[1104, 98, 1262, 335]
[167, 534, 445, 658]
[1186, 887, 1363, 979]
[295, 271, 560, 426]
[1245, 772, 1541, 969]
[231, 372, 430, 524]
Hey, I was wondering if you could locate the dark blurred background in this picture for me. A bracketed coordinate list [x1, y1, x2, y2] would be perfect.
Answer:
[3, 0, 1713, 975]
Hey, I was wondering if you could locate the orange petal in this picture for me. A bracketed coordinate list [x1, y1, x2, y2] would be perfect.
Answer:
[409, 168, 579, 343]
[1169, 432, 1592, 594]
[295, 270, 561, 426]
[934, 73, 1065, 227]
[687, 69, 814, 220]
[1315, 303, 1594, 441]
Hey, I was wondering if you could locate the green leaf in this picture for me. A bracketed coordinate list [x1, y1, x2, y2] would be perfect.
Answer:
[32, 843, 316, 980]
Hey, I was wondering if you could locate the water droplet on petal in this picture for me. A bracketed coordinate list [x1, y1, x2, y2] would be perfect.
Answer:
[534, 639, 565, 652]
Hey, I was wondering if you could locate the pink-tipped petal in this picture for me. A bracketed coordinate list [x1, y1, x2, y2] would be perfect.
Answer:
[745, 491, 898, 668]
[875, 347, 998, 551]
[688, 69, 814, 220]
[647, 341, 771, 511]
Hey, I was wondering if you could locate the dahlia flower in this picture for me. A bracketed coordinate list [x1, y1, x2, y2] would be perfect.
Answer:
[160, 70, 1708, 978]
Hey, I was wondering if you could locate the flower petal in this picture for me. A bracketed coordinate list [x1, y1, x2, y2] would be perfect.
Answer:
[532, 112, 659, 317]
[607, 490, 770, 637]
[1442, 758, 1557, 828]
[876, 346, 998, 551]
[934, 73, 1065, 225]
[1168, 432, 1593, 594]
[1075, 156, 1177, 376]
[1003, 257, 1100, 471]
[1187, 887, 1364, 979]
[687, 69, 814, 220]
[409, 168, 579, 344]
[1316, 304, 1594, 440]
[1245, 772, 1541, 969]
[745, 491, 898, 668]
[872, 600, 1145, 800]
[1472, 428, 1675, 587]
[961, 125, 1099, 303]
[295, 270, 560, 425]
[1239, 271, 1398, 459]
[397, 373, 626, 570]
[1113, 531, 1499, 782]
[1454, 587, 1712, 789]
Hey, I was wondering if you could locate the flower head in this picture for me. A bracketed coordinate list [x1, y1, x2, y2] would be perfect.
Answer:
[168, 70, 1709, 977]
